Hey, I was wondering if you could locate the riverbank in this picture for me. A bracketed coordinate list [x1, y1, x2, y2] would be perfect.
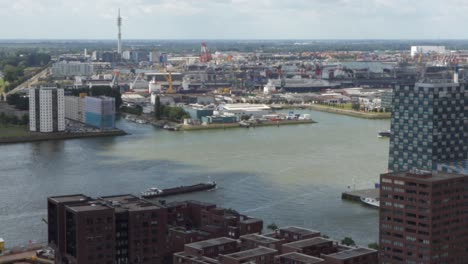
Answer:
[274, 104, 391, 119]
[0, 127, 127, 144]
[181, 119, 316, 131]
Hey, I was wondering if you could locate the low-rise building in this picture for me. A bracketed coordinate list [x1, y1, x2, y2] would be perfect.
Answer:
[275, 252, 325, 264]
[182, 238, 239, 259]
[240, 234, 282, 251]
[219, 246, 277, 264]
[277, 227, 321, 243]
[217, 104, 271, 119]
[321, 247, 378, 264]
[282, 237, 338, 258]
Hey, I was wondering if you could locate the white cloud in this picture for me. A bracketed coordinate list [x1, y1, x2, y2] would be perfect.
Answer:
[0, 0, 465, 39]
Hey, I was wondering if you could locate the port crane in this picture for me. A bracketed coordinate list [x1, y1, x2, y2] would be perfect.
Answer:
[130, 73, 145, 91]
[157, 65, 175, 94]
[110, 70, 120, 88]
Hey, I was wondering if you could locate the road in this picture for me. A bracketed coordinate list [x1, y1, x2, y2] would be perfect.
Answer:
[6, 68, 50, 96]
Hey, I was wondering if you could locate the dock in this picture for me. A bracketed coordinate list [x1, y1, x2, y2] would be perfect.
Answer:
[341, 188, 380, 202]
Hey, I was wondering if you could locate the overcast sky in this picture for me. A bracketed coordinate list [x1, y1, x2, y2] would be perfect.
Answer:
[1, 0, 467, 39]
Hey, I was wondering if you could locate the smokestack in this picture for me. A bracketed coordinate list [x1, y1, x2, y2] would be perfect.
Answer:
[454, 65, 459, 84]
[117, 8, 122, 54]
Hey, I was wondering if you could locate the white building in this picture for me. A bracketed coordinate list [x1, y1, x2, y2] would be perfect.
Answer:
[51, 61, 94, 77]
[217, 104, 271, 118]
[65, 96, 85, 122]
[263, 80, 277, 95]
[29, 87, 65, 132]
[150, 93, 176, 106]
[410, 46, 446, 57]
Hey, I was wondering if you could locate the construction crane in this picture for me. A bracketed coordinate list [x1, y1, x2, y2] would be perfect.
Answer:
[130, 73, 144, 90]
[165, 71, 174, 94]
[110, 70, 120, 88]
[157, 65, 175, 94]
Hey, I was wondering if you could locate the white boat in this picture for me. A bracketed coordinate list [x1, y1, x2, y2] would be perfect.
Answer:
[141, 187, 163, 197]
[360, 197, 380, 208]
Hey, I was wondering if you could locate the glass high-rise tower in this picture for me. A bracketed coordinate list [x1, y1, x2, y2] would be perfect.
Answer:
[388, 81, 467, 173]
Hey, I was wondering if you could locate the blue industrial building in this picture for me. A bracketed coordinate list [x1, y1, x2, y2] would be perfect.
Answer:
[183, 107, 214, 121]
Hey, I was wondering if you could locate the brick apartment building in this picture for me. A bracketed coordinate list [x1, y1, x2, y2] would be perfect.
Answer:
[379, 170, 468, 264]
[48, 194, 263, 264]
[173, 226, 378, 264]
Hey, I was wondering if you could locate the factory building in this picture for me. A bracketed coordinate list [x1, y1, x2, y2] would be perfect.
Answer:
[410, 46, 446, 57]
[51, 61, 94, 77]
[29, 87, 65, 132]
[217, 104, 272, 119]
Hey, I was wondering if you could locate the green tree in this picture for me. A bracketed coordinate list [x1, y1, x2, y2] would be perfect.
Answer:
[0, 112, 6, 125]
[341, 237, 356, 246]
[21, 113, 29, 125]
[368, 242, 379, 250]
[3, 64, 22, 82]
[154, 96, 161, 120]
[266, 223, 279, 232]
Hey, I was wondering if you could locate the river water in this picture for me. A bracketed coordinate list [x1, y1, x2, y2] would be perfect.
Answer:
[0, 109, 389, 248]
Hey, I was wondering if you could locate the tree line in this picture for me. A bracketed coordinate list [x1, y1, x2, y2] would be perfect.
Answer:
[154, 95, 190, 122]
[6, 93, 29, 111]
[0, 112, 29, 126]
[1, 52, 51, 92]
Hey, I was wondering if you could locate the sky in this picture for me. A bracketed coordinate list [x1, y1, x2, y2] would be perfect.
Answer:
[1, 0, 468, 39]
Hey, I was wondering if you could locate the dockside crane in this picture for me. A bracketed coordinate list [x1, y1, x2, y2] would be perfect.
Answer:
[157, 65, 175, 94]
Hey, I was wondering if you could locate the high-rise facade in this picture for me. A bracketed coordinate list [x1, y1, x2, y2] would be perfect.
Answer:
[388, 81, 467, 172]
[51, 61, 94, 77]
[29, 87, 65, 132]
[84, 96, 116, 129]
[379, 170, 468, 264]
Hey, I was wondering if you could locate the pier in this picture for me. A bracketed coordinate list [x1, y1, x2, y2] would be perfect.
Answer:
[341, 188, 380, 202]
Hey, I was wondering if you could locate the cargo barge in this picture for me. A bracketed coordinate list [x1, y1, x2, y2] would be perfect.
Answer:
[141, 182, 216, 199]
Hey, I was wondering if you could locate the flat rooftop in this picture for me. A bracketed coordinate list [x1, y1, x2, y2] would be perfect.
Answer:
[284, 237, 332, 248]
[49, 194, 89, 204]
[382, 171, 467, 182]
[277, 252, 324, 263]
[222, 246, 277, 260]
[67, 203, 111, 213]
[186, 237, 237, 250]
[100, 194, 163, 211]
[325, 247, 376, 260]
[240, 234, 280, 243]
[280, 226, 321, 236]
[174, 252, 219, 264]
[240, 218, 262, 224]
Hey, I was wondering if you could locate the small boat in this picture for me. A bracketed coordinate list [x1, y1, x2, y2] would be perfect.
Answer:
[360, 197, 380, 208]
[163, 125, 179, 131]
[378, 130, 391, 138]
[141, 182, 216, 199]
[239, 121, 250, 128]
